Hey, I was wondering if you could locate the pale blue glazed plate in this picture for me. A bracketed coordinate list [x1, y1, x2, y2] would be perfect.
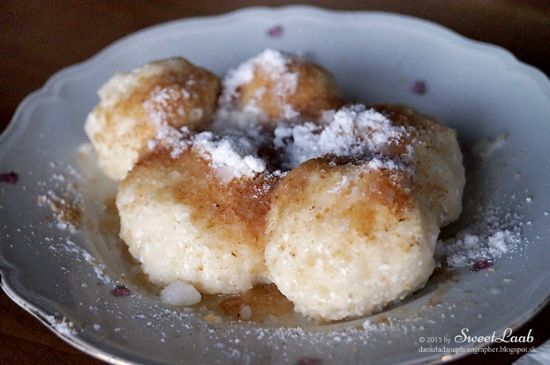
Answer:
[0, 6, 549, 365]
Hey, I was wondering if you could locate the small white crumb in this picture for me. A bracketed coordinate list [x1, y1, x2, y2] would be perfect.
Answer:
[525, 197, 532, 203]
[160, 281, 202, 306]
[219, 49, 298, 109]
[45, 315, 74, 336]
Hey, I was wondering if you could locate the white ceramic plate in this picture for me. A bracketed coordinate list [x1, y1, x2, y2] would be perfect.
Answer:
[1, 6, 549, 365]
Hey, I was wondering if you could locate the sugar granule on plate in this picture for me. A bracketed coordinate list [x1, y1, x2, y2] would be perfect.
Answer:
[436, 222, 521, 270]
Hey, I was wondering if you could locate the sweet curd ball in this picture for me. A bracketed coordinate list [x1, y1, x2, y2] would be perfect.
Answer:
[85, 58, 219, 180]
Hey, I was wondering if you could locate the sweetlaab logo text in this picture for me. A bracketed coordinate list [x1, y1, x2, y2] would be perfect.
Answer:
[454, 328, 534, 344]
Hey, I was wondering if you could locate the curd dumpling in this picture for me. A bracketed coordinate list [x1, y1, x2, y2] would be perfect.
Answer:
[264, 159, 439, 320]
[116, 148, 271, 294]
[85, 58, 220, 180]
[219, 49, 343, 126]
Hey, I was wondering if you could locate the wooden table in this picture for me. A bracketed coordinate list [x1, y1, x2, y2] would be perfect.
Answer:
[1, 1, 548, 364]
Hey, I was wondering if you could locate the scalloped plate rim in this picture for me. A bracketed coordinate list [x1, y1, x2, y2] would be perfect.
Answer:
[0, 5, 549, 365]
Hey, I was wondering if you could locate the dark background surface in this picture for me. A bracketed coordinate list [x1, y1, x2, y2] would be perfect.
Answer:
[0, 1, 548, 364]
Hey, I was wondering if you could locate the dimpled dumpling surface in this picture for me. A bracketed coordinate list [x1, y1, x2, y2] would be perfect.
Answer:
[264, 159, 439, 320]
[116, 148, 273, 294]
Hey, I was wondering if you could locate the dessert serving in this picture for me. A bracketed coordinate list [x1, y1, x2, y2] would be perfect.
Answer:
[85, 49, 465, 321]
[3, 8, 549, 365]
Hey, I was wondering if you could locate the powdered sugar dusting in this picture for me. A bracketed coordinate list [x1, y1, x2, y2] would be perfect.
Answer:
[436, 202, 523, 269]
[192, 130, 267, 182]
[273, 104, 411, 170]
[145, 123, 268, 182]
[144, 85, 189, 126]
[216, 49, 299, 126]
[150, 124, 192, 158]
[144, 52, 414, 182]
[438, 230, 520, 268]
[220, 49, 298, 106]
[45, 315, 75, 336]
[147, 103, 412, 183]
[37, 163, 115, 286]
